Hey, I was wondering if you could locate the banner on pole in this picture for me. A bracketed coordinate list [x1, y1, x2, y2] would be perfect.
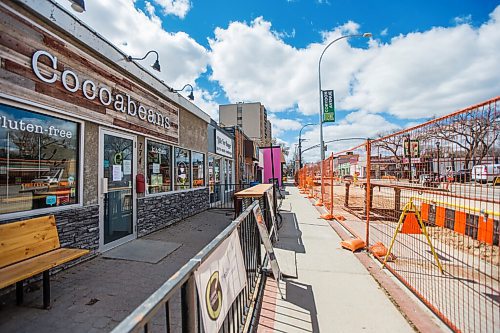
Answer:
[194, 230, 247, 333]
[322, 90, 335, 123]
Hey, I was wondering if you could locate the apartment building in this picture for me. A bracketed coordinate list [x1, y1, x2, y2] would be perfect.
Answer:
[219, 102, 272, 146]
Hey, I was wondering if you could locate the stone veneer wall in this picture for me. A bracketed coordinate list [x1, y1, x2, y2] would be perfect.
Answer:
[137, 187, 209, 237]
[1, 205, 100, 252]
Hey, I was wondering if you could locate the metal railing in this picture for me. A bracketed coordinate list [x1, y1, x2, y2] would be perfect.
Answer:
[297, 96, 499, 333]
[209, 183, 250, 210]
[111, 200, 264, 333]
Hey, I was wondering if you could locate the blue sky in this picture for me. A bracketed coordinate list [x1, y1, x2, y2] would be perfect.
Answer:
[56, 0, 500, 161]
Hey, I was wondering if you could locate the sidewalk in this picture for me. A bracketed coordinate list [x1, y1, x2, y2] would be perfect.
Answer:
[257, 185, 420, 333]
[0, 210, 233, 333]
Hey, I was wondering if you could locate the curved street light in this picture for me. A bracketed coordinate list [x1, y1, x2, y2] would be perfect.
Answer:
[171, 84, 194, 101]
[318, 33, 371, 172]
[127, 50, 161, 72]
[298, 123, 316, 169]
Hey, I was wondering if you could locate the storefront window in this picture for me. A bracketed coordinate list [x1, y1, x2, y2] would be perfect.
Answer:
[192, 152, 205, 188]
[0, 104, 79, 215]
[146, 141, 172, 194]
[228, 160, 233, 184]
[174, 147, 190, 190]
[208, 156, 214, 193]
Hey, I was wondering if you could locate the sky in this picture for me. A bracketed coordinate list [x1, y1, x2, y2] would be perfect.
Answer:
[55, 0, 500, 162]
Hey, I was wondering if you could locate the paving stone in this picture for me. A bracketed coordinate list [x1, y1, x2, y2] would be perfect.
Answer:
[0, 209, 232, 332]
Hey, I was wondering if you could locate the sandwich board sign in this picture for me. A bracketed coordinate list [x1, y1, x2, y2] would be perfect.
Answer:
[252, 204, 283, 298]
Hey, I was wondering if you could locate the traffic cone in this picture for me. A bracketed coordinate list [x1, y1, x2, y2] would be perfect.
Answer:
[313, 199, 324, 206]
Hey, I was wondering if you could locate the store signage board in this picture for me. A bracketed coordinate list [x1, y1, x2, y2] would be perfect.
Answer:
[194, 230, 246, 333]
[22, 46, 179, 143]
[252, 204, 283, 298]
[403, 139, 420, 158]
[322, 90, 335, 123]
[215, 130, 233, 158]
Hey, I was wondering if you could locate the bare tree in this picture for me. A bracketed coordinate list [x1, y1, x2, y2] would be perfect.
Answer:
[429, 104, 499, 169]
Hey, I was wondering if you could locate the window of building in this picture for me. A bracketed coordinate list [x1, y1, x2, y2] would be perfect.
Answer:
[146, 141, 172, 194]
[0, 104, 80, 215]
[192, 152, 205, 188]
[174, 147, 190, 190]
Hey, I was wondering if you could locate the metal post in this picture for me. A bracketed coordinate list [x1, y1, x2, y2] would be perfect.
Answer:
[298, 139, 302, 169]
[407, 135, 412, 182]
[181, 275, 197, 333]
[43, 270, 50, 309]
[318, 34, 371, 184]
[330, 154, 334, 215]
[365, 139, 371, 247]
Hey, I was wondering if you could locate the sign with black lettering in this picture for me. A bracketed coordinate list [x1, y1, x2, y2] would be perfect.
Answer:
[215, 130, 233, 158]
[322, 90, 335, 123]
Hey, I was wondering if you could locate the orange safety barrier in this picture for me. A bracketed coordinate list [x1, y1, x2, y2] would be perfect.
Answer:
[454, 211, 467, 235]
[435, 206, 445, 227]
[477, 216, 494, 245]
[421, 203, 429, 222]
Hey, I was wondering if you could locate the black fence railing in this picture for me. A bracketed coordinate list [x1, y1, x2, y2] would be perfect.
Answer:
[209, 183, 250, 210]
[110, 200, 265, 333]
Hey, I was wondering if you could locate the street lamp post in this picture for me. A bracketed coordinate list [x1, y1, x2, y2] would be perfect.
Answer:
[298, 123, 316, 169]
[318, 33, 371, 171]
[436, 141, 441, 181]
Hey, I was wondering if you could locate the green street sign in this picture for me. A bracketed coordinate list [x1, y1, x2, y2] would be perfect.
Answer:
[322, 90, 335, 122]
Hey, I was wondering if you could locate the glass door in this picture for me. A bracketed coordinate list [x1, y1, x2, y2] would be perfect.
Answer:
[99, 130, 136, 250]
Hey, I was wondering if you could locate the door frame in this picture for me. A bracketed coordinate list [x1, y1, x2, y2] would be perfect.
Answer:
[98, 127, 137, 252]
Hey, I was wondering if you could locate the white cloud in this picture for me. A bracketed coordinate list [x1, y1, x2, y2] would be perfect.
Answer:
[454, 14, 472, 25]
[190, 89, 220, 121]
[153, 0, 191, 19]
[300, 111, 399, 162]
[268, 114, 303, 136]
[209, 8, 500, 122]
[54, 0, 208, 89]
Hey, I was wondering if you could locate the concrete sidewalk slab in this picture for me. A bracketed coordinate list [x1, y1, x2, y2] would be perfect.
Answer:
[258, 185, 415, 333]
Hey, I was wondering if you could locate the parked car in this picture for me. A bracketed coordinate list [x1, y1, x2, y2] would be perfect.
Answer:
[452, 169, 472, 183]
[471, 164, 500, 183]
[418, 173, 444, 187]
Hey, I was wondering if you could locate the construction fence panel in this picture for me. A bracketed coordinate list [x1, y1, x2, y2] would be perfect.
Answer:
[365, 97, 499, 333]
[296, 96, 499, 333]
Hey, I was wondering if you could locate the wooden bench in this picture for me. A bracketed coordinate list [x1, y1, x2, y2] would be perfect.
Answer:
[0, 215, 89, 309]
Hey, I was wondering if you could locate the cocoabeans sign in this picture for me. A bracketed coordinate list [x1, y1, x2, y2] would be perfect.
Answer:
[31, 50, 176, 135]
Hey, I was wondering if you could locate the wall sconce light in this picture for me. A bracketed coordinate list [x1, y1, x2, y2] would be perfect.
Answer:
[170, 84, 194, 101]
[68, 0, 86, 13]
[127, 50, 161, 72]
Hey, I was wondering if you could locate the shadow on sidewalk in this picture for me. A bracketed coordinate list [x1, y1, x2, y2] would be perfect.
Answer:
[284, 280, 319, 333]
[275, 211, 306, 254]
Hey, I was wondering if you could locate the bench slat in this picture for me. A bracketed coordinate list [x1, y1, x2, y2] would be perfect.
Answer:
[0, 216, 60, 269]
[0, 248, 89, 289]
